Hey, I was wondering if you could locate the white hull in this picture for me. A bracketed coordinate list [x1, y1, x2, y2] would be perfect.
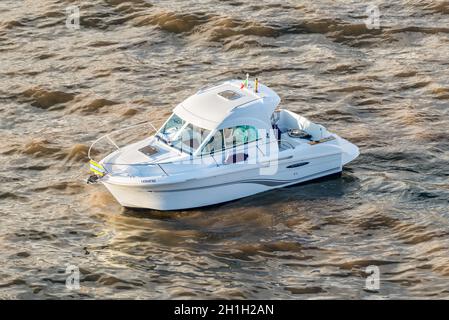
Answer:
[102, 149, 350, 211]
[103, 168, 342, 211]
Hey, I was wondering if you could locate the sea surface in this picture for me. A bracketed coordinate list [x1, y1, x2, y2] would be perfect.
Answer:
[1, 0, 449, 299]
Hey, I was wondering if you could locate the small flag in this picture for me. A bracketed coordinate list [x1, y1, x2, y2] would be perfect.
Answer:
[241, 74, 249, 89]
[89, 159, 106, 177]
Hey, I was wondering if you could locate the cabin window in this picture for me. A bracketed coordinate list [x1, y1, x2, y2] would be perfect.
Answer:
[224, 125, 258, 148]
[201, 130, 224, 155]
[201, 125, 259, 155]
[170, 123, 210, 155]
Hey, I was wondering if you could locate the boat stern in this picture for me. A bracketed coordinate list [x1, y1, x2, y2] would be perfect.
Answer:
[338, 137, 360, 166]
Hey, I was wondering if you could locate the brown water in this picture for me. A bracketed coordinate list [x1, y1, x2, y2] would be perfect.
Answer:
[1, 0, 449, 299]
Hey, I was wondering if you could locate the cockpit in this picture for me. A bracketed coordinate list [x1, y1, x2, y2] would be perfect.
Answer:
[156, 113, 211, 155]
[156, 113, 260, 157]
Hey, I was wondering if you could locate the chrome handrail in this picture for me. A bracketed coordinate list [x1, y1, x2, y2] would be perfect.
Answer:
[88, 120, 158, 161]
[278, 138, 296, 150]
[88, 120, 173, 177]
[260, 138, 296, 151]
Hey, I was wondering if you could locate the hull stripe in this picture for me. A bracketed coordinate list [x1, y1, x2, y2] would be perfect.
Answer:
[147, 168, 340, 193]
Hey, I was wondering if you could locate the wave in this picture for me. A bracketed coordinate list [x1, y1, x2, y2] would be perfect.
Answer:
[430, 86, 449, 100]
[386, 26, 449, 35]
[194, 17, 280, 42]
[32, 181, 84, 194]
[129, 9, 280, 41]
[419, 1, 449, 15]
[22, 139, 62, 158]
[132, 11, 209, 33]
[20, 139, 91, 163]
[0, 192, 27, 201]
[22, 88, 75, 110]
[70, 98, 119, 114]
[65, 144, 90, 162]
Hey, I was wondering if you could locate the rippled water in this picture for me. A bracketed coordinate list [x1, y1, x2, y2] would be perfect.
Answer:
[1, 0, 449, 299]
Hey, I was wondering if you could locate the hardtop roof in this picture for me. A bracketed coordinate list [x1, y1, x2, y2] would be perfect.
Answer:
[173, 80, 281, 130]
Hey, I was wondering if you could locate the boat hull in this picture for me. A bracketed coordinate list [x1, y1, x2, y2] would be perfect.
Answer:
[102, 151, 345, 210]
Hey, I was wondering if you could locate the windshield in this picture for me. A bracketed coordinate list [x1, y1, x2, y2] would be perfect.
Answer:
[157, 113, 185, 143]
[156, 114, 211, 154]
[171, 124, 211, 154]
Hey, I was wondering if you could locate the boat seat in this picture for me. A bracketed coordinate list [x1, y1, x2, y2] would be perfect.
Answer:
[272, 110, 329, 142]
[297, 116, 328, 141]
[224, 152, 248, 165]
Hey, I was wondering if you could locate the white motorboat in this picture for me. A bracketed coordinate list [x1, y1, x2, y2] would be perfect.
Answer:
[88, 78, 359, 210]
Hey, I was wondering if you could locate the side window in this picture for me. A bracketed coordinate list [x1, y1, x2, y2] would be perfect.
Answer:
[225, 125, 259, 148]
[201, 130, 224, 155]
[175, 124, 210, 153]
[202, 126, 259, 155]
[242, 125, 258, 144]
